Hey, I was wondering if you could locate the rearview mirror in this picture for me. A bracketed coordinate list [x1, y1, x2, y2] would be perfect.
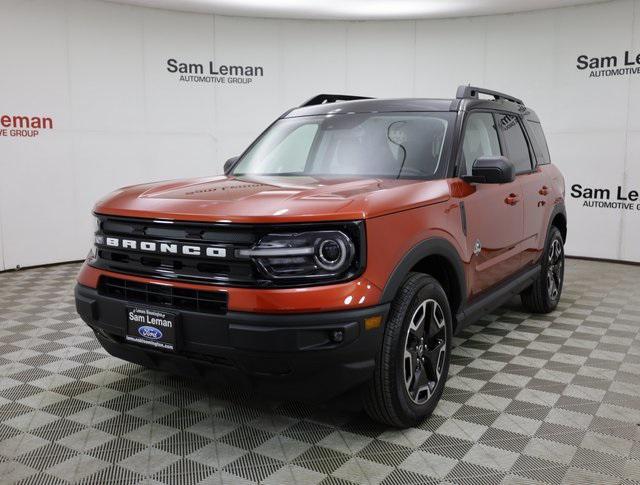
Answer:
[223, 156, 239, 175]
[462, 156, 515, 184]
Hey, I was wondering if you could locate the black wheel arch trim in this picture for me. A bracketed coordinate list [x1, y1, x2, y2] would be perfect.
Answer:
[549, 202, 567, 244]
[380, 237, 467, 313]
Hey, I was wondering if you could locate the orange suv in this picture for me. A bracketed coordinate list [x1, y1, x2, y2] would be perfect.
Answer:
[75, 86, 567, 427]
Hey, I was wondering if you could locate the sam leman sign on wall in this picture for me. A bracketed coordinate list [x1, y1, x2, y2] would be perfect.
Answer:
[576, 50, 640, 77]
[166, 58, 264, 84]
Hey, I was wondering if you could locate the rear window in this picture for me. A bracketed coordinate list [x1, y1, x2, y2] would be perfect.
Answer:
[525, 120, 551, 165]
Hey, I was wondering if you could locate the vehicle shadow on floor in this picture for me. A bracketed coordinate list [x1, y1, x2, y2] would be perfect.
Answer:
[128, 295, 536, 431]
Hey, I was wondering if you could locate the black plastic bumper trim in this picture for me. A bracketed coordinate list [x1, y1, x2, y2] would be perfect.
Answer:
[75, 283, 389, 399]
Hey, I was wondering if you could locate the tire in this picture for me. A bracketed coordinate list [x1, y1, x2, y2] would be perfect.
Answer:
[363, 273, 453, 428]
[520, 226, 565, 313]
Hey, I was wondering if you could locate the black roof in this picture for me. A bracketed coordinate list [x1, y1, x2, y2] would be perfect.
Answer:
[285, 98, 457, 117]
[284, 86, 537, 120]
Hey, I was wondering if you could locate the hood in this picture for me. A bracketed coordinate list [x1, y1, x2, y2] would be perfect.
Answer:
[94, 175, 451, 223]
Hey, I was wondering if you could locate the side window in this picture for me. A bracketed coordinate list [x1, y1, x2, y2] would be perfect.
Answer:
[525, 120, 551, 165]
[460, 113, 501, 176]
[497, 114, 533, 173]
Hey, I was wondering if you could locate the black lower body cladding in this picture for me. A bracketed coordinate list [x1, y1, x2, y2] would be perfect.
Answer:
[75, 284, 389, 400]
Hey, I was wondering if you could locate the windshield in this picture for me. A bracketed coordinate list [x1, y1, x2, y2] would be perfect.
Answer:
[232, 112, 454, 179]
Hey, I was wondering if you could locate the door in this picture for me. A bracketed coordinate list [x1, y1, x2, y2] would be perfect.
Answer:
[494, 113, 543, 269]
[456, 112, 525, 298]
[519, 120, 553, 266]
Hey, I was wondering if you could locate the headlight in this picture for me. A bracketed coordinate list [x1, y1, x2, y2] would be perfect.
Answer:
[237, 230, 358, 281]
[88, 216, 102, 260]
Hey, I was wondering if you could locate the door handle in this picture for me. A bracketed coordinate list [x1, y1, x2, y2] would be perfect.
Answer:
[505, 193, 520, 206]
[539, 186, 549, 196]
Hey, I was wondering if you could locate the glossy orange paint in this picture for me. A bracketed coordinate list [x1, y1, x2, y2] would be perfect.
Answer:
[93, 175, 450, 223]
[520, 164, 565, 267]
[81, 171, 559, 313]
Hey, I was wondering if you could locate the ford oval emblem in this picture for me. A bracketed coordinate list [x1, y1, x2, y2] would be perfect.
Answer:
[138, 326, 162, 340]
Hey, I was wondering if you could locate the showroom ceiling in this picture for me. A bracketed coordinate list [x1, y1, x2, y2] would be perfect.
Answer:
[106, 0, 609, 20]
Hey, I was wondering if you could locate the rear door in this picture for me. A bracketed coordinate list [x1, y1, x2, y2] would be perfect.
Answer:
[519, 119, 553, 266]
[495, 112, 541, 271]
[456, 112, 525, 298]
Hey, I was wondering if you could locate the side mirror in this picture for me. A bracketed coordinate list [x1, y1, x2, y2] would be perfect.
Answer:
[223, 156, 239, 175]
[462, 156, 515, 184]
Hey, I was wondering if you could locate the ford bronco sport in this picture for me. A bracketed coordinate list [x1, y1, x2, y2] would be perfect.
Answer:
[75, 86, 567, 427]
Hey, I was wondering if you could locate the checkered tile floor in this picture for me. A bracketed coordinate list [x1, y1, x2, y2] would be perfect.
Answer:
[0, 260, 639, 485]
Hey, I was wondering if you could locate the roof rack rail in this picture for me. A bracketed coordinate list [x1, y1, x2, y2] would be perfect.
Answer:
[456, 85, 523, 105]
[300, 94, 373, 107]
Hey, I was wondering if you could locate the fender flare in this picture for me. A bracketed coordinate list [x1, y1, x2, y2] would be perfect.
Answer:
[380, 237, 467, 310]
[548, 202, 567, 244]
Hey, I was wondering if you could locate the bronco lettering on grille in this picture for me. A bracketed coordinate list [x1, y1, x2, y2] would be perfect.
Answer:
[101, 237, 227, 258]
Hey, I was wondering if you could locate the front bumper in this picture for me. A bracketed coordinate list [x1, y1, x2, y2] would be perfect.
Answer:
[75, 284, 389, 400]
[77, 262, 384, 314]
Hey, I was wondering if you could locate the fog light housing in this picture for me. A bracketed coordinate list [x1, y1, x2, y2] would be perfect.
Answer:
[330, 330, 344, 343]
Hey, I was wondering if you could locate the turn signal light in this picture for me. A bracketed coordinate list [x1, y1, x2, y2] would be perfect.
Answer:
[364, 315, 382, 330]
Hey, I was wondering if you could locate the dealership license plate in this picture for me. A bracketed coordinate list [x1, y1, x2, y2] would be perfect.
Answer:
[125, 307, 177, 351]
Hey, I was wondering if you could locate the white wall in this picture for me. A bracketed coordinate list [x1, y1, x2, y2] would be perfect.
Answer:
[1, 0, 639, 268]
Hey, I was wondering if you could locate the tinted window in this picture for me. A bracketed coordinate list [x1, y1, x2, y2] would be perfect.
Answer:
[460, 113, 501, 176]
[243, 123, 318, 174]
[525, 120, 551, 165]
[497, 114, 533, 173]
[233, 112, 454, 179]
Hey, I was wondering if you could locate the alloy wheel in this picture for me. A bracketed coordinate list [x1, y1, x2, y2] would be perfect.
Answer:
[403, 299, 447, 405]
[547, 239, 564, 302]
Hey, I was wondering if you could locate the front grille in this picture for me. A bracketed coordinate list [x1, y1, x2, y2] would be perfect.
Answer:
[92, 215, 259, 286]
[98, 276, 227, 314]
[90, 214, 365, 287]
